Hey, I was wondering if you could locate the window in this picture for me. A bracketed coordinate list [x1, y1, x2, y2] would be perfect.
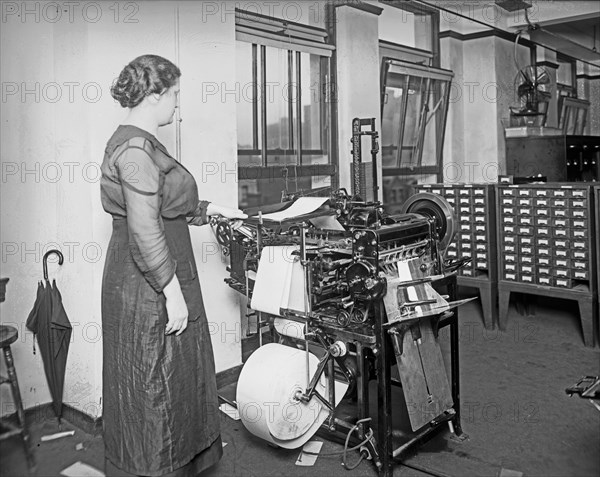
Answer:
[380, 59, 452, 212]
[556, 54, 577, 98]
[235, 9, 335, 209]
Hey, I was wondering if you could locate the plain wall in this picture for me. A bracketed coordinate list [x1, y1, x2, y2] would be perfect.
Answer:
[0, 1, 240, 418]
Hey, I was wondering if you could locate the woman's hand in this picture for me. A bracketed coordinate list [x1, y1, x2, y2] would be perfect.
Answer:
[163, 275, 188, 336]
[207, 203, 248, 220]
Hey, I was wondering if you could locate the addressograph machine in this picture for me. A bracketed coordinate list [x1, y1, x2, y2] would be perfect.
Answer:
[214, 119, 473, 476]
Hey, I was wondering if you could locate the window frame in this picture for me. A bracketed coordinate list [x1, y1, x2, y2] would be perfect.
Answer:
[235, 9, 336, 200]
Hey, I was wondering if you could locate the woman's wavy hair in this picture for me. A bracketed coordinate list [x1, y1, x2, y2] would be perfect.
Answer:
[111, 55, 181, 108]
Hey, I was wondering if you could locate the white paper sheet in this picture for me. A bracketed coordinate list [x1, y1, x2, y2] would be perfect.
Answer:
[296, 441, 323, 466]
[258, 197, 329, 222]
[60, 462, 105, 477]
[250, 246, 307, 316]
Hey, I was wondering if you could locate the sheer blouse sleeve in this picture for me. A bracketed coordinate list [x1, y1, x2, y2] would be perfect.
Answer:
[115, 146, 176, 293]
[186, 200, 211, 226]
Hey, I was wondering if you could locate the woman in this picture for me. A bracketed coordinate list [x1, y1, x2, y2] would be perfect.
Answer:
[100, 54, 245, 476]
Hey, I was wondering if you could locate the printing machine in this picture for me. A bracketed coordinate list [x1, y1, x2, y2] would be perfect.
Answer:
[214, 120, 473, 476]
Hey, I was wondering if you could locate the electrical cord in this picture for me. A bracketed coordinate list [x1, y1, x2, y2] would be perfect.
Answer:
[300, 418, 375, 471]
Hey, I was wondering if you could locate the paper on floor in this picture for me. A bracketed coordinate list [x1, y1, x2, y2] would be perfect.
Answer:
[219, 403, 240, 420]
[41, 430, 75, 442]
[296, 440, 323, 466]
[60, 461, 105, 477]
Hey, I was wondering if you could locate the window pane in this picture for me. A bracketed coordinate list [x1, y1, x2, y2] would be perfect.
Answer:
[265, 46, 291, 162]
[300, 52, 324, 151]
[236, 42, 261, 153]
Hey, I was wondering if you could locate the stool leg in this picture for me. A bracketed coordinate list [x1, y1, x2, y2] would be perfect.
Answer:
[3, 345, 35, 468]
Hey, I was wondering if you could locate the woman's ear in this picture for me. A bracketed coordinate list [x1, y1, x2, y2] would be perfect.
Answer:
[147, 93, 161, 104]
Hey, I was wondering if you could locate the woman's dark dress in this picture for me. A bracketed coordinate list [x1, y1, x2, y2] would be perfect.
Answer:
[100, 125, 222, 476]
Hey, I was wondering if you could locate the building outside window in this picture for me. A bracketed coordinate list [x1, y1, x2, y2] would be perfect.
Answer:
[235, 9, 335, 209]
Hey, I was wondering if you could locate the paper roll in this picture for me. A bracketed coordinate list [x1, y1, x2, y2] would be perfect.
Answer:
[236, 343, 348, 449]
[273, 318, 306, 339]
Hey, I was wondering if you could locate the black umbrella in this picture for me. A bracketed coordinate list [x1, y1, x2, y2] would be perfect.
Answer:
[26, 250, 72, 423]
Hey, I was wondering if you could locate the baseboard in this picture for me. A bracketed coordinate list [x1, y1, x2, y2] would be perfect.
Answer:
[216, 364, 243, 390]
[7, 366, 244, 437]
[4, 403, 104, 437]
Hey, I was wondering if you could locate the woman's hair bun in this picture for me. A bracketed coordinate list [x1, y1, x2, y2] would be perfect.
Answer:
[111, 55, 181, 108]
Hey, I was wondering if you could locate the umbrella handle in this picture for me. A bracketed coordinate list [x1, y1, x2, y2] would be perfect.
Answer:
[43, 249, 64, 281]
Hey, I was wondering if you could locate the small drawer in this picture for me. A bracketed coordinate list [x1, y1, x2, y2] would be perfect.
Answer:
[503, 234, 517, 244]
[443, 187, 456, 196]
[475, 243, 488, 251]
[554, 268, 570, 278]
[461, 268, 474, 277]
[520, 274, 535, 284]
[460, 213, 472, 223]
[504, 271, 518, 281]
[537, 265, 552, 276]
[572, 270, 589, 280]
[551, 209, 568, 219]
[553, 238, 569, 249]
[572, 260, 588, 270]
[553, 228, 569, 238]
[571, 209, 586, 218]
[460, 250, 472, 258]
[537, 247, 552, 257]
[535, 217, 551, 227]
[504, 253, 517, 263]
[502, 243, 517, 253]
[517, 197, 533, 206]
[520, 264, 535, 275]
[519, 245, 535, 255]
[473, 214, 486, 223]
[534, 189, 550, 197]
[473, 206, 486, 215]
[536, 237, 551, 247]
[459, 205, 472, 215]
[572, 240, 587, 249]
[571, 249, 588, 260]
[503, 216, 516, 225]
[474, 224, 486, 233]
[520, 255, 534, 265]
[569, 198, 587, 208]
[518, 226, 534, 236]
[535, 207, 550, 216]
[534, 198, 550, 207]
[518, 207, 533, 216]
[474, 234, 487, 243]
[519, 236, 534, 246]
[473, 187, 486, 196]
[552, 217, 569, 228]
[501, 197, 516, 206]
[473, 197, 486, 206]
[461, 242, 473, 250]
[554, 277, 572, 288]
[502, 206, 515, 216]
[554, 249, 569, 259]
[537, 227, 551, 237]
[476, 252, 487, 261]
[518, 216, 533, 226]
[552, 189, 569, 198]
[475, 261, 488, 270]
[537, 256, 552, 266]
[570, 218, 587, 229]
[551, 198, 569, 208]
[501, 188, 516, 196]
[571, 229, 588, 239]
[458, 188, 471, 196]
[570, 189, 586, 198]
[553, 257, 570, 268]
[537, 276, 552, 286]
[518, 189, 532, 197]
[459, 233, 472, 242]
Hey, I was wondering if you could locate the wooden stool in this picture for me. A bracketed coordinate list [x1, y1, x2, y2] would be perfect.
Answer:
[0, 325, 35, 469]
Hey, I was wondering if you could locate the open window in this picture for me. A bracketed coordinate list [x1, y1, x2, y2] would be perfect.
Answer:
[380, 59, 452, 212]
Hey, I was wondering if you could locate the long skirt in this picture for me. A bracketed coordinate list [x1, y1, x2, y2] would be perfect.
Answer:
[102, 217, 222, 476]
